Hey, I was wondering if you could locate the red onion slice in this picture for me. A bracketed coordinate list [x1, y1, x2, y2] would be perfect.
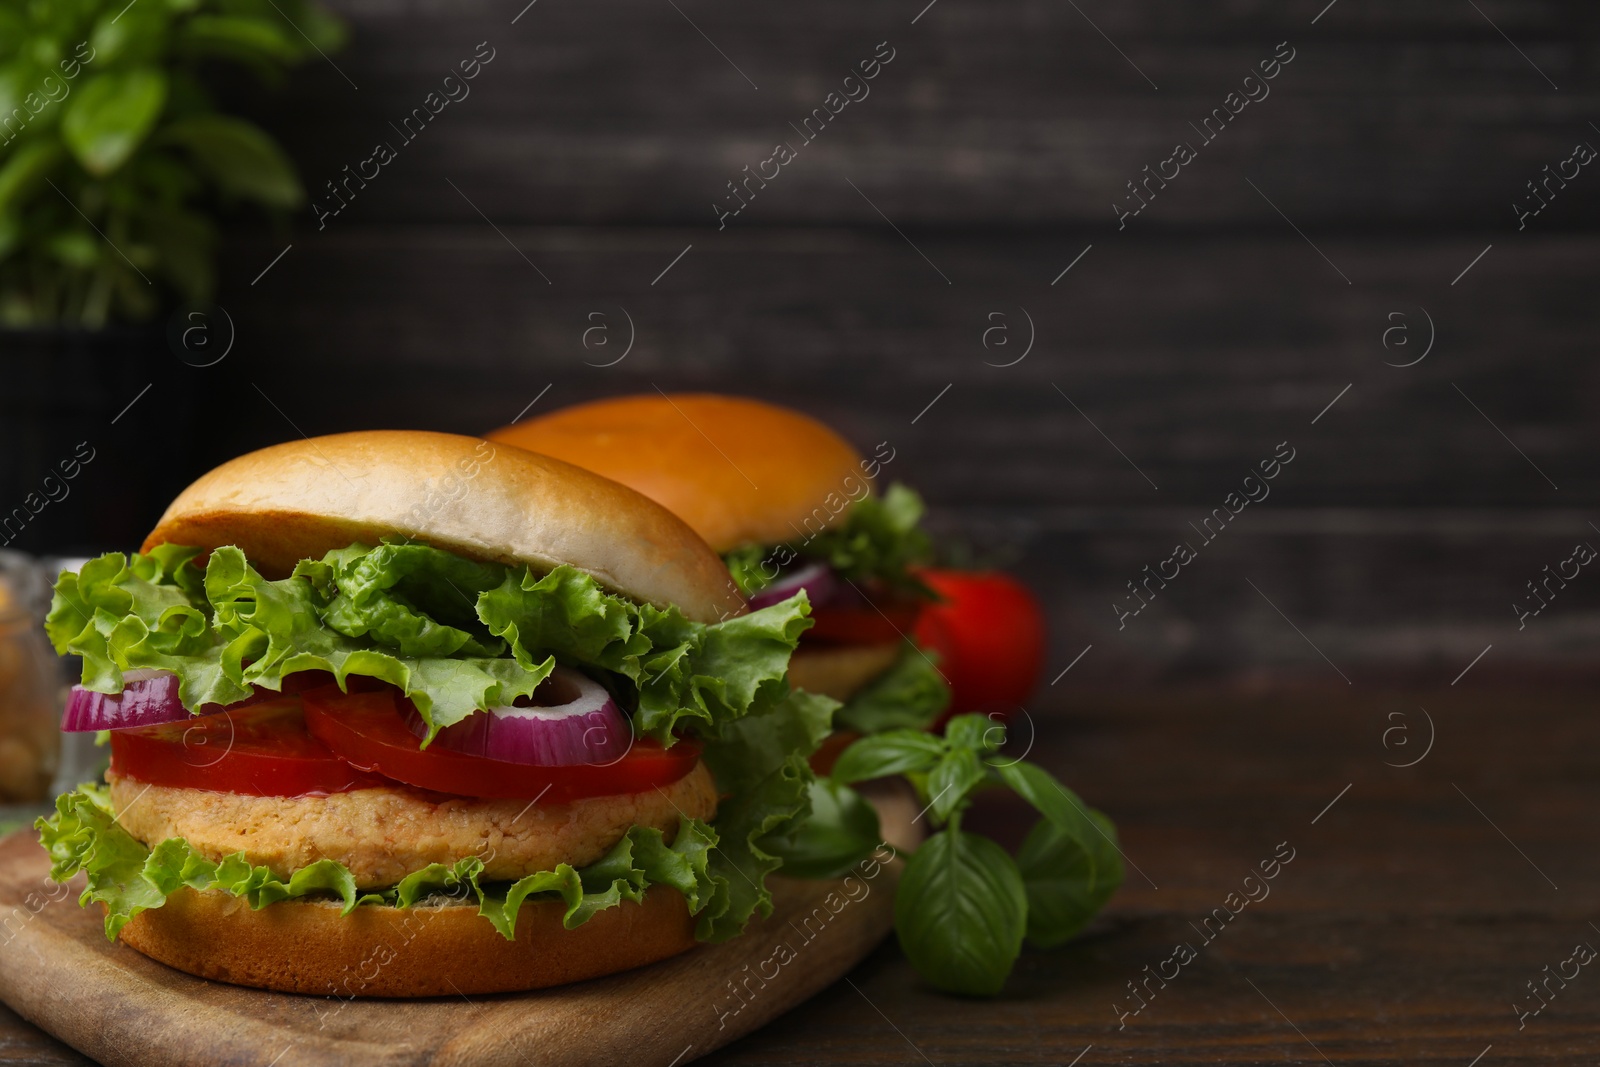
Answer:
[62, 670, 203, 732]
[62, 669, 276, 732]
[407, 666, 631, 767]
[748, 560, 838, 611]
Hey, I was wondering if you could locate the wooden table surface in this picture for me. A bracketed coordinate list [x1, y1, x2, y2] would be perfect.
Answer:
[4, 677, 1592, 1066]
[1, 0, 1593, 1061]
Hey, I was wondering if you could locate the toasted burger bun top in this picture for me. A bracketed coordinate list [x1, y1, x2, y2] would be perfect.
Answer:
[142, 430, 739, 623]
[488, 394, 865, 552]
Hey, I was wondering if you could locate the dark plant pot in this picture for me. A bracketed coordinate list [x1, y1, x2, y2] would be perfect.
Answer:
[0, 327, 199, 556]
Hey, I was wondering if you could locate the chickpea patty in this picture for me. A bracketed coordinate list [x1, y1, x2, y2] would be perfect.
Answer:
[107, 762, 716, 889]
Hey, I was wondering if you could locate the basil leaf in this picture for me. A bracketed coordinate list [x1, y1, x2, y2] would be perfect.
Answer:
[162, 115, 304, 209]
[174, 15, 303, 64]
[894, 829, 1027, 996]
[1015, 812, 1123, 948]
[996, 761, 1124, 947]
[914, 713, 1006, 824]
[834, 644, 951, 734]
[945, 712, 1004, 755]
[767, 779, 882, 880]
[994, 760, 1106, 845]
[62, 69, 168, 175]
[926, 746, 987, 823]
[831, 730, 946, 784]
[0, 141, 64, 217]
[89, 6, 170, 67]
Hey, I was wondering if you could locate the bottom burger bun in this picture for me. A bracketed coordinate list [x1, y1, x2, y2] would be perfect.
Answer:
[114, 882, 697, 996]
[787, 643, 903, 703]
[95, 764, 719, 994]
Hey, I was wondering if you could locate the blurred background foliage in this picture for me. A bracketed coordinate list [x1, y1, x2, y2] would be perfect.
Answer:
[0, 0, 342, 329]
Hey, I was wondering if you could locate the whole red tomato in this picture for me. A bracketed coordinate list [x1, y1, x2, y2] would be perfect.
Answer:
[913, 569, 1047, 722]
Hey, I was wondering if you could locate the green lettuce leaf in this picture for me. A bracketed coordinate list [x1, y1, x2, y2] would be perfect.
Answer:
[310, 542, 508, 658]
[766, 777, 884, 880]
[46, 540, 812, 743]
[692, 686, 838, 940]
[476, 566, 815, 744]
[42, 539, 835, 947]
[722, 543, 774, 600]
[37, 783, 720, 942]
[38, 666, 834, 947]
[724, 482, 935, 598]
[46, 544, 550, 725]
[834, 644, 951, 734]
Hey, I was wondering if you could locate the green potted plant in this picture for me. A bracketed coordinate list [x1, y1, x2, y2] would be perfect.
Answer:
[0, 0, 343, 552]
[0, 0, 341, 326]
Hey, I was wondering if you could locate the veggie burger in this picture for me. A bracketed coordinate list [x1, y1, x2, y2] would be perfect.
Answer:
[490, 397, 1126, 999]
[37, 431, 832, 996]
[489, 394, 951, 742]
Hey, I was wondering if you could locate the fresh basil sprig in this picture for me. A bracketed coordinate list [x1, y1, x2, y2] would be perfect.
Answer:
[826, 714, 1124, 996]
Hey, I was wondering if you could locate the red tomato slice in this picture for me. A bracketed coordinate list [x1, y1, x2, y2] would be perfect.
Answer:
[109, 696, 390, 797]
[301, 685, 701, 802]
[912, 569, 1047, 721]
[806, 600, 922, 647]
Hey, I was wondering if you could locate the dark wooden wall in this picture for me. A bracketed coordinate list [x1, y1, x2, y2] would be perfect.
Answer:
[9, 0, 1600, 680]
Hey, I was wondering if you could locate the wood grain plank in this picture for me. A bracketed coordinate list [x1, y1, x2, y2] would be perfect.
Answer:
[0, 1003, 92, 1067]
[7, 683, 1596, 1064]
[203, 230, 1599, 510]
[998, 510, 1600, 682]
[236, 0, 1600, 227]
[7, 231, 1596, 664]
[9, 220, 1596, 548]
[703, 682, 1600, 1064]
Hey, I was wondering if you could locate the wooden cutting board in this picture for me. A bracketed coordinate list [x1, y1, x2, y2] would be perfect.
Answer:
[0, 785, 920, 1067]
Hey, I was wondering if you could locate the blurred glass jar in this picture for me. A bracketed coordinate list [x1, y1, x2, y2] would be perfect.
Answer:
[0, 550, 60, 802]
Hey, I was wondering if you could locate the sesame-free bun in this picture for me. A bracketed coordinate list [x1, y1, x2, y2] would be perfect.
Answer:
[115, 883, 696, 996]
[488, 395, 866, 552]
[142, 431, 738, 624]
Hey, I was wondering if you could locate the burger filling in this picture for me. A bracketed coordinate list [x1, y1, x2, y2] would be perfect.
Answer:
[102, 763, 718, 888]
[721, 483, 950, 733]
[38, 539, 832, 943]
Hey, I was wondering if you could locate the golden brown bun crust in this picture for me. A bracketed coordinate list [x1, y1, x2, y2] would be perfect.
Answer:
[116, 884, 696, 996]
[787, 643, 902, 703]
[489, 394, 866, 552]
[142, 431, 740, 624]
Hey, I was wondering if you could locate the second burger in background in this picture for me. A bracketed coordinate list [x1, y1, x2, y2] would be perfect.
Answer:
[489, 394, 952, 741]
[489, 396, 1123, 997]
